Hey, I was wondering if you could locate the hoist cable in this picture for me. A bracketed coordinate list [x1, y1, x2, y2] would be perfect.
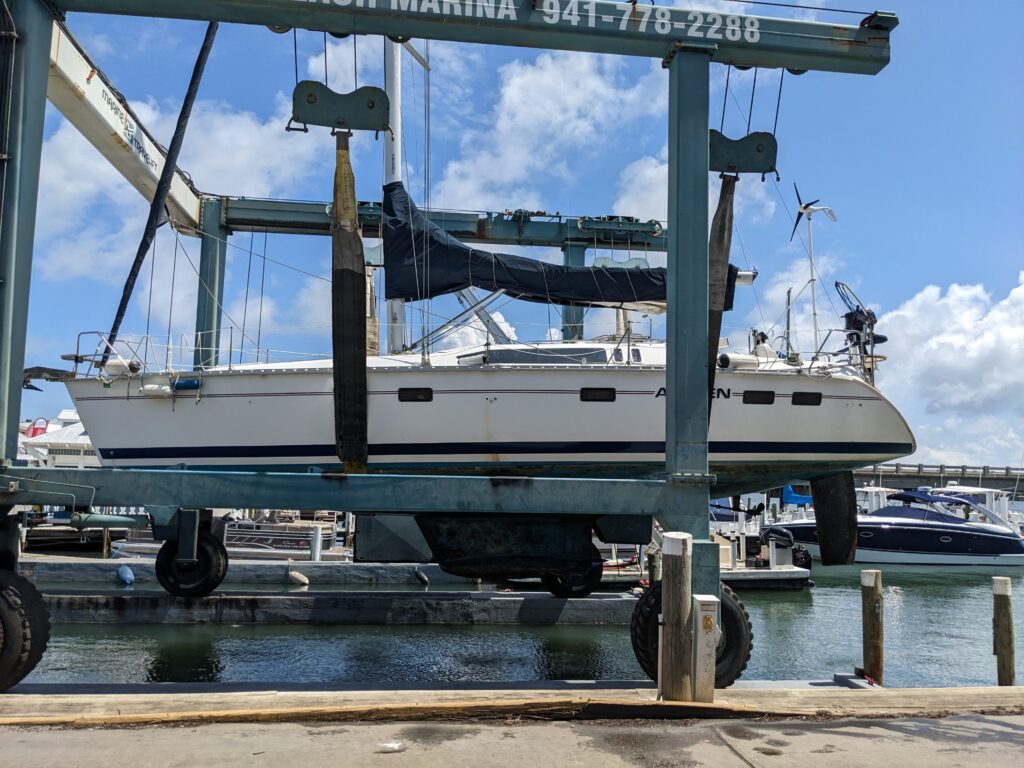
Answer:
[239, 230, 255, 364]
[720, 65, 731, 133]
[772, 69, 785, 136]
[746, 68, 758, 134]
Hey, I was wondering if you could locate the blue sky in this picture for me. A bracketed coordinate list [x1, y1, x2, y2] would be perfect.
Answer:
[23, 1, 1024, 465]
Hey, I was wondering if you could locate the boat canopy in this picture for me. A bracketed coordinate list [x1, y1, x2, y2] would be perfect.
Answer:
[887, 490, 971, 506]
[382, 182, 740, 308]
[782, 485, 813, 506]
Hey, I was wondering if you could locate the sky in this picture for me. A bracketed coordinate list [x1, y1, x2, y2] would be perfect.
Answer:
[21, 0, 1024, 467]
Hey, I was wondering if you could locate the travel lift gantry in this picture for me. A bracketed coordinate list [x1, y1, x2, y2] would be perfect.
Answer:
[0, 0, 897, 693]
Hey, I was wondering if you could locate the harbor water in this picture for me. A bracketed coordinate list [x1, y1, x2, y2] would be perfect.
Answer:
[25, 566, 1024, 689]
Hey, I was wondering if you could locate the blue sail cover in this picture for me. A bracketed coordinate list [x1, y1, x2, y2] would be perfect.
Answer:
[383, 182, 738, 308]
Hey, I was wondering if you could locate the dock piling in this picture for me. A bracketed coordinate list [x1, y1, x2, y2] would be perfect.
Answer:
[860, 569, 884, 686]
[660, 532, 694, 701]
[993, 577, 1015, 686]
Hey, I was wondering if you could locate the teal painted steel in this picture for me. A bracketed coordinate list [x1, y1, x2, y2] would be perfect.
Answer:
[561, 242, 586, 340]
[0, 467, 702, 526]
[193, 197, 228, 369]
[224, 197, 669, 252]
[662, 46, 712, 538]
[0, 0, 53, 460]
[54, 1, 895, 75]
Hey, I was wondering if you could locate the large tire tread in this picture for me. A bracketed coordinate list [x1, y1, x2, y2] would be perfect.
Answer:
[0, 574, 35, 691]
[630, 580, 753, 688]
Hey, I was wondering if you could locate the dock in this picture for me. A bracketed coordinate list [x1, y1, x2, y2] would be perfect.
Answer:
[3, 681, 1023, 726]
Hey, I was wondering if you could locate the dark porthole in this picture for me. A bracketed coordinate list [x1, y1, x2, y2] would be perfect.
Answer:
[398, 388, 433, 402]
[792, 391, 823, 406]
[580, 387, 616, 402]
[742, 390, 775, 405]
[939, 536, 953, 544]
[859, 531, 874, 538]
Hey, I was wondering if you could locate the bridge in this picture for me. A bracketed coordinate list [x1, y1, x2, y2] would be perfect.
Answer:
[853, 463, 1024, 497]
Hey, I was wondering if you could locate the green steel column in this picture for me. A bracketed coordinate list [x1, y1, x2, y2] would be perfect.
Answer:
[662, 45, 712, 537]
[0, 0, 53, 462]
[193, 197, 228, 369]
[561, 242, 586, 341]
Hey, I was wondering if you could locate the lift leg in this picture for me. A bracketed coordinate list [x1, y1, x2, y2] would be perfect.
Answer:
[0, 510, 19, 571]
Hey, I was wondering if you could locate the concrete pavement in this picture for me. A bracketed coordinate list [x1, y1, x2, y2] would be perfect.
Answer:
[2, 716, 1023, 767]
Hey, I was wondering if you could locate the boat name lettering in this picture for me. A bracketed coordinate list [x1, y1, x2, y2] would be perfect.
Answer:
[654, 388, 732, 399]
[287, 1, 761, 42]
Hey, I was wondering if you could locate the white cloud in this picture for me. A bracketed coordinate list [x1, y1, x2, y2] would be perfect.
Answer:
[431, 310, 518, 350]
[613, 145, 777, 224]
[433, 51, 664, 212]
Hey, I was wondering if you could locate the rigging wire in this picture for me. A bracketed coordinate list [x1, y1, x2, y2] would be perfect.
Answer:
[323, 32, 329, 87]
[719, 65, 731, 133]
[255, 229, 269, 355]
[166, 235, 180, 361]
[717, 0, 870, 15]
[238, 230, 256, 364]
[772, 69, 786, 136]
[746, 68, 758, 135]
[144, 227, 157, 366]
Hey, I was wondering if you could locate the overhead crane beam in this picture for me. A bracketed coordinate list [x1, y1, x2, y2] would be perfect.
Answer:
[55, 0, 896, 75]
[47, 21, 202, 231]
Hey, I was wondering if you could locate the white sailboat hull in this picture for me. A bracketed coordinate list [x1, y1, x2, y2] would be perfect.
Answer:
[67, 353, 915, 497]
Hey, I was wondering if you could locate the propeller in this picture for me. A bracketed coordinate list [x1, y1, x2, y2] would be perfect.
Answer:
[789, 183, 820, 242]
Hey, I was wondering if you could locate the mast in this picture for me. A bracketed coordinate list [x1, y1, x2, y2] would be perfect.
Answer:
[807, 213, 819, 353]
[384, 39, 406, 354]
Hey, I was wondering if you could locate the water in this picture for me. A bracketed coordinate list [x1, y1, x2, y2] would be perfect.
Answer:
[24, 566, 1024, 688]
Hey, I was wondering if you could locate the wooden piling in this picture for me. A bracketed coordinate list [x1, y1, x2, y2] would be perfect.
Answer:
[860, 569, 884, 686]
[660, 532, 693, 701]
[993, 577, 1015, 686]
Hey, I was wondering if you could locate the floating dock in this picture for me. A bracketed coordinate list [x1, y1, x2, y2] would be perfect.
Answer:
[40, 589, 636, 625]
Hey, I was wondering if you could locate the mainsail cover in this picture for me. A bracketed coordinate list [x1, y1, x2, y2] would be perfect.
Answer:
[383, 182, 737, 309]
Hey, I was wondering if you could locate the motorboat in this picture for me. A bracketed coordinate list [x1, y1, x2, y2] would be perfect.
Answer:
[782, 489, 1024, 565]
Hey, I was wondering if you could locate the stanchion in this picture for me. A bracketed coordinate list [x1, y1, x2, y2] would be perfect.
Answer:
[993, 577, 1015, 686]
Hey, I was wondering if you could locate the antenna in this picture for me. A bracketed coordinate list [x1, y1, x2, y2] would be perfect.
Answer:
[790, 183, 838, 353]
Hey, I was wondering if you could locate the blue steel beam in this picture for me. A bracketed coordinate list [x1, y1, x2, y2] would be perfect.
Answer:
[662, 44, 711, 537]
[0, 1, 52, 461]
[0, 467, 698, 521]
[55, 1, 896, 75]
[193, 197, 229, 369]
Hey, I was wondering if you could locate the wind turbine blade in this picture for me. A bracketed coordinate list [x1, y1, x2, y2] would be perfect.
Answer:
[789, 211, 803, 242]
[402, 41, 431, 70]
[807, 198, 820, 208]
[793, 182, 803, 207]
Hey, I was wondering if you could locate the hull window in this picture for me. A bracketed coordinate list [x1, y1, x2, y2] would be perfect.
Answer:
[580, 387, 617, 402]
[398, 388, 434, 402]
[742, 390, 775, 405]
[792, 391, 823, 406]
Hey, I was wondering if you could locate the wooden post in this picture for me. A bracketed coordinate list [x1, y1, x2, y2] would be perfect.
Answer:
[660, 532, 693, 701]
[993, 577, 1015, 686]
[860, 569, 884, 685]
[102, 527, 111, 559]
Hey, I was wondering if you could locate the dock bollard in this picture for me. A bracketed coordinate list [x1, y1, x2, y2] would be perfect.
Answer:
[993, 577, 1015, 686]
[859, 569, 884, 686]
[659, 532, 694, 702]
[310, 527, 323, 562]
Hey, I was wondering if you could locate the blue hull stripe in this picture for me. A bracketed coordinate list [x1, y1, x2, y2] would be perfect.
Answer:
[99, 441, 914, 461]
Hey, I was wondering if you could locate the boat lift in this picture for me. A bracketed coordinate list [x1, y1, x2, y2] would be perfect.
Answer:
[0, 0, 897, 692]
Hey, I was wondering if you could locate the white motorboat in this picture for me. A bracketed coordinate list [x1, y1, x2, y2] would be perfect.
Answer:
[782, 489, 1024, 565]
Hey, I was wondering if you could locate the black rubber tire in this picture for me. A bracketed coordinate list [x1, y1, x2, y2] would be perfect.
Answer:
[0, 573, 33, 691]
[630, 581, 753, 688]
[540, 546, 604, 599]
[0, 571, 50, 689]
[155, 529, 229, 598]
